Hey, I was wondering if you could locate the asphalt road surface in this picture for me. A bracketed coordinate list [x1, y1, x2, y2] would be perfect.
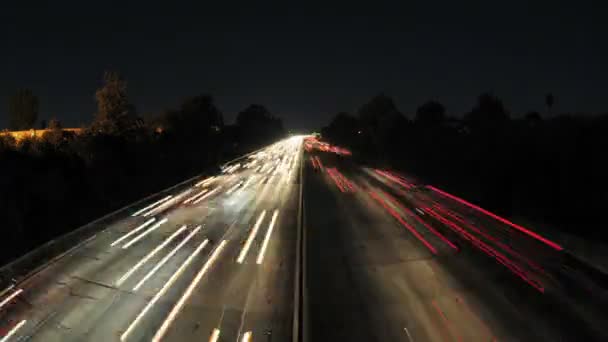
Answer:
[0, 136, 303, 342]
[304, 143, 608, 342]
[2, 136, 608, 341]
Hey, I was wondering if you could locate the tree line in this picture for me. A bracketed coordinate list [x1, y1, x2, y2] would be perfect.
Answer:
[321, 93, 608, 241]
[0, 71, 285, 264]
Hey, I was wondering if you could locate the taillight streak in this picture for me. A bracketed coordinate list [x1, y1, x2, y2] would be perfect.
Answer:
[425, 208, 544, 292]
[379, 191, 458, 251]
[427, 185, 562, 251]
[369, 191, 438, 254]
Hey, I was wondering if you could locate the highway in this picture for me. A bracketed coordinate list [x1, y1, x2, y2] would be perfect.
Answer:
[304, 138, 608, 341]
[0, 136, 303, 342]
[1, 135, 608, 341]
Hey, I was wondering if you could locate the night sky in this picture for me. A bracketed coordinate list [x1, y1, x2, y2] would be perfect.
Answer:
[1, 1, 606, 130]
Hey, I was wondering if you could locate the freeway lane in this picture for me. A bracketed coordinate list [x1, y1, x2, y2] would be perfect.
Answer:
[0, 136, 303, 342]
[305, 146, 608, 341]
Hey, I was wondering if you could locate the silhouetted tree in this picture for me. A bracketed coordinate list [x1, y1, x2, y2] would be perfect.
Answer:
[236, 104, 284, 148]
[8, 89, 39, 130]
[464, 93, 509, 131]
[357, 94, 407, 160]
[321, 112, 360, 147]
[415, 100, 446, 127]
[92, 71, 138, 134]
[545, 93, 554, 116]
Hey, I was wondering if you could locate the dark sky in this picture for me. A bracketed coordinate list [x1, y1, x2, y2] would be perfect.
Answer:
[1, 1, 606, 130]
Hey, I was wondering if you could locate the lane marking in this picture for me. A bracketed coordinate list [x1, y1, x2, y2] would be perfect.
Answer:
[131, 196, 172, 216]
[151, 240, 227, 342]
[120, 239, 209, 341]
[0, 319, 26, 342]
[116, 225, 187, 286]
[122, 218, 169, 249]
[256, 209, 280, 264]
[237, 211, 267, 264]
[0, 289, 23, 311]
[133, 226, 201, 291]
[110, 218, 156, 247]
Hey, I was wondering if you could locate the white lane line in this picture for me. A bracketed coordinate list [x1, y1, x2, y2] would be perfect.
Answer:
[256, 209, 280, 264]
[131, 196, 172, 216]
[122, 218, 168, 249]
[116, 225, 188, 286]
[241, 331, 252, 342]
[120, 239, 209, 341]
[0, 289, 23, 311]
[237, 211, 267, 264]
[0, 319, 27, 342]
[192, 187, 221, 204]
[110, 218, 156, 247]
[151, 240, 228, 342]
[183, 189, 209, 204]
[208, 328, 220, 342]
[133, 226, 201, 291]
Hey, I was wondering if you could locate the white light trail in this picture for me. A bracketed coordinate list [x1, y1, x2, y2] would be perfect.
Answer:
[226, 181, 243, 195]
[237, 211, 267, 264]
[151, 240, 227, 342]
[122, 218, 168, 249]
[256, 209, 280, 264]
[120, 239, 209, 341]
[133, 226, 201, 291]
[196, 176, 216, 187]
[0, 319, 26, 342]
[241, 331, 252, 342]
[142, 196, 178, 217]
[0, 289, 23, 310]
[183, 189, 209, 204]
[116, 225, 187, 286]
[192, 187, 221, 204]
[110, 218, 156, 247]
[131, 196, 172, 216]
[209, 328, 221, 342]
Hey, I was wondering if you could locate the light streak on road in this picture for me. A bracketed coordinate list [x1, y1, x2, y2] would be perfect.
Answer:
[133, 226, 201, 291]
[369, 191, 438, 254]
[257, 209, 280, 264]
[196, 176, 216, 187]
[427, 185, 563, 250]
[208, 328, 221, 342]
[425, 208, 544, 292]
[151, 240, 227, 342]
[183, 189, 209, 204]
[131, 195, 172, 216]
[380, 191, 458, 251]
[237, 210, 267, 264]
[192, 187, 221, 205]
[110, 218, 156, 247]
[120, 239, 209, 341]
[226, 181, 243, 195]
[0, 319, 26, 342]
[241, 331, 252, 342]
[122, 218, 169, 249]
[116, 225, 188, 286]
[0, 289, 23, 311]
[432, 300, 462, 342]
